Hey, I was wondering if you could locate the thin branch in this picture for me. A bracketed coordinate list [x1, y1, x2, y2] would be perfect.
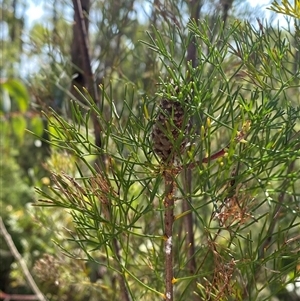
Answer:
[0, 217, 47, 301]
[72, 0, 94, 96]
[0, 292, 40, 300]
[163, 169, 177, 301]
[72, 0, 103, 159]
[182, 168, 196, 272]
[186, 0, 202, 67]
[184, 3, 202, 295]
[179, 122, 250, 171]
[257, 141, 300, 259]
[92, 170, 131, 301]
[112, 239, 132, 301]
[154, 0, 181, 28]
[243, 138, 300, 298]
[221, 0, 234, 24]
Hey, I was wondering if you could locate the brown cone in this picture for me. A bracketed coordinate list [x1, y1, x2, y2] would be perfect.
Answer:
[152, 98, 189, 163]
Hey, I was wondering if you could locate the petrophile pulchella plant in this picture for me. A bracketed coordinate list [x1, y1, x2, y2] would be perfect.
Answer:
[35, 18, 300, 301]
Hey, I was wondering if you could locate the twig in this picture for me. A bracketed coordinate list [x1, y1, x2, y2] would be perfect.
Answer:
[221, 0, 234, 24]
[183, 121, 251, 170]
[92, 170, 131, 301]
[112, 238, 131, 301]
[72, 0, 94, 96]
[163, 169, 177, 301]
[184, 5, 201, 297]
[72, 0, 103, 160]
[259, 146, 299, 257]
[243, 139, 300, 298]
[154, 0, 181, 28]
[0, 217, 47, 301]
[186, 0, 202, 67]
[182, 168, 196, 276]
[0, 292, 40, 300]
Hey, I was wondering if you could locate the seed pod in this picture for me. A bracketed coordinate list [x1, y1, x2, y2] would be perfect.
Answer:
[152, 97, 189, 163]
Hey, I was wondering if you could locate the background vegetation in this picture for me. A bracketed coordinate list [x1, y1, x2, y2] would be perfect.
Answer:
[1, 0, 299, 300]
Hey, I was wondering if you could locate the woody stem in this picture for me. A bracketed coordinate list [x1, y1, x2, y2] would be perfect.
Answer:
[164, 171, 176, 301]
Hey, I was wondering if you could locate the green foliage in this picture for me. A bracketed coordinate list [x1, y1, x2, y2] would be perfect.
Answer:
[0, 79, 45, 145]
[35, 18, 300, 301]
[0, 77, 51, 293]
[1, 79, 30, 113]
[269, 0, 300, 19]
